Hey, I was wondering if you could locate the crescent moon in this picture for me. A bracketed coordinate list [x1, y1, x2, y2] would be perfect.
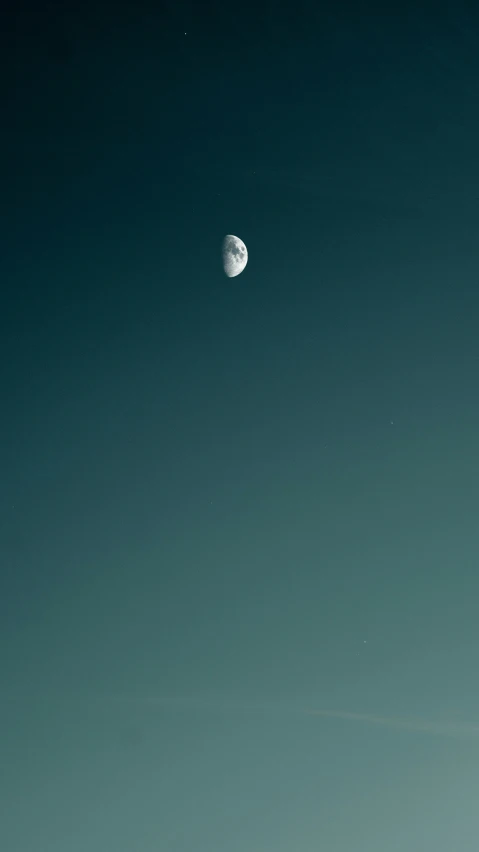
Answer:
[222, 234, 248, 278]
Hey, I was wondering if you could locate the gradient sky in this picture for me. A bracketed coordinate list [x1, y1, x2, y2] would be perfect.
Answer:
[2, 2, 479, 850]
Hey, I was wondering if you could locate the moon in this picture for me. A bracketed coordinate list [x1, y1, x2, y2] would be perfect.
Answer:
[222, 234, 248, 278]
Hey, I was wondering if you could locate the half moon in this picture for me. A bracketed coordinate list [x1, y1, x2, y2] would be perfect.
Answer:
[222, 234, 248, 278]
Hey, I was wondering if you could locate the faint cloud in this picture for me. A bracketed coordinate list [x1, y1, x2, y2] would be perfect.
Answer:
[306, 708, 479, 740]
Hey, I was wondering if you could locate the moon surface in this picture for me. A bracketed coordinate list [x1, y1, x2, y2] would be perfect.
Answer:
[222, 234, 248, 278]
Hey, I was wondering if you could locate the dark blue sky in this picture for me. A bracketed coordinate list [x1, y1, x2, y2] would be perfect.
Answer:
[2, 2, 479, 849]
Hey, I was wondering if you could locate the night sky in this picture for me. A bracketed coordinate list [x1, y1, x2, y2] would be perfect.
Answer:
[2, 1, 479, 849]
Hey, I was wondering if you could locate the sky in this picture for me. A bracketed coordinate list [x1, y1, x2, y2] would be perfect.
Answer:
[2, 1, 479, 849]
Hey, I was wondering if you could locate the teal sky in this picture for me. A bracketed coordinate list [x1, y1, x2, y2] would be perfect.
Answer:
[2, 2, 479, 849]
